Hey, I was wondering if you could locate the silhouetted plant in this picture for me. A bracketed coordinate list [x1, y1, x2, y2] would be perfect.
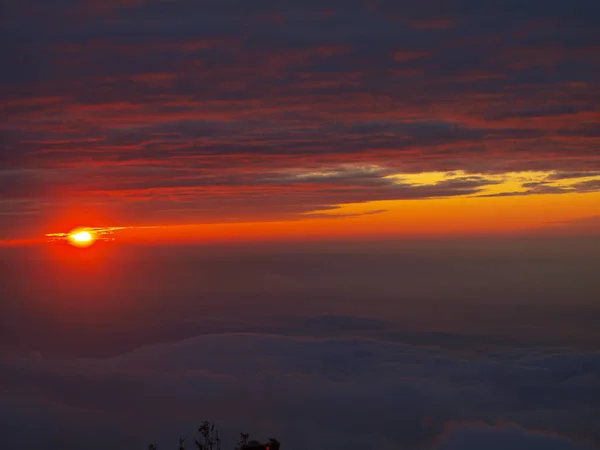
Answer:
[235, 433, 250, 450]
[148, 422, 276, 450]
[195, 421, 221, 450]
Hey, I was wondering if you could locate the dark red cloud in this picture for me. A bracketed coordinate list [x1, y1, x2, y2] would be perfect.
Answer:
[1, 0, 599, 237]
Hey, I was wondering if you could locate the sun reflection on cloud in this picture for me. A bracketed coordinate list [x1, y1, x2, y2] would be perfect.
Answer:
[45, 226, 127, 244]
[383, 170, 600, 197]
[37, 170, 600, 244]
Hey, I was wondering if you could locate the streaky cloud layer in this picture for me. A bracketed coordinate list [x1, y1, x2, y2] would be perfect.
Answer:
[1, 0, 599, 238]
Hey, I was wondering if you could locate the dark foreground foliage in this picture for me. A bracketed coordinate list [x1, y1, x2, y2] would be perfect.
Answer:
[149, 421, 280, 450]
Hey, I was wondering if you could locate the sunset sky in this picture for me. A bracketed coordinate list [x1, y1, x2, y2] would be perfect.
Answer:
[1, 2, 600, 450]
[1, 0, 599, 244]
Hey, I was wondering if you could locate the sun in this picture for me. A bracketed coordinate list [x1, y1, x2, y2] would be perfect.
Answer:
[68, 229, 96, 247]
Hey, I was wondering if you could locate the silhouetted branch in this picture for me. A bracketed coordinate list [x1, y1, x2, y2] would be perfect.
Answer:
[148, 422, 277, 450]
[235, 433, 250, 450]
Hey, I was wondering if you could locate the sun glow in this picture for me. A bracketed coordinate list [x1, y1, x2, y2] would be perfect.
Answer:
[68, 229, 95, 247]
